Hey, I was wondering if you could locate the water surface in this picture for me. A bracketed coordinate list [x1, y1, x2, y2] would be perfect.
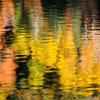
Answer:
[0, 0, 100, 100]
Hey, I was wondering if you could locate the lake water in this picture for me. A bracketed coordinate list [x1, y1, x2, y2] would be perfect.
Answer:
[0, 0, 100, 100]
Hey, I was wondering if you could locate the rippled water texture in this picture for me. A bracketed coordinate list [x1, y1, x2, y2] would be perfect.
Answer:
[0, 0, 100, 100]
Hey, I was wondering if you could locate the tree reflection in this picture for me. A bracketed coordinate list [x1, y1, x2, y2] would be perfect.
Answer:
[0, 0, 17, 99]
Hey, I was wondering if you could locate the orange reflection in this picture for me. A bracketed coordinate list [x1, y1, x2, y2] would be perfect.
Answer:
[0, 0, 15, 36]
[0, 38, 17, 92]
[0, 0, 17, 94]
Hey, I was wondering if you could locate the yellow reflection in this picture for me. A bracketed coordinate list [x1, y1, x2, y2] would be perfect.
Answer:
[57, 7, 78, 91]
[29, 0, 60, 67]
[12, 0, 31, 57]
[28, 0, 45, 90]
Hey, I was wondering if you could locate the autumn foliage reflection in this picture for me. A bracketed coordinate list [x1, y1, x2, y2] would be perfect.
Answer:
[0, 0, 17, 99]
[0, 0, 100, 99]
